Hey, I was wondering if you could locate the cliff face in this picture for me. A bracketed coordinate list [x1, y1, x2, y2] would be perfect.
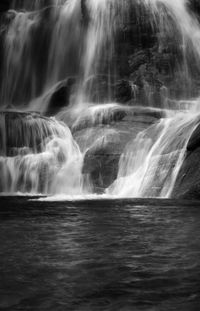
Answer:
[114, 1, 200, 106]
[1, 1, 200, 109]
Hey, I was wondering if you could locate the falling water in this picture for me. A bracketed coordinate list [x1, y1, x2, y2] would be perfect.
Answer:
[2, 0, 200, 109]
[109, 111, 199, 198]
[1, 0, 200, 197]
[0, 112, 83, 194]
[0, 0, 126, 111]
[108, 0, 200, 198]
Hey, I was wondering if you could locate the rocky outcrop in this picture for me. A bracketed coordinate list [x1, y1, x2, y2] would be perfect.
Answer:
[82, 137, 121, 193]
[77, 106, 164, 193]
[172, 148, 200, 199]
[0, 110, 65, 156]
[45, 78, 76, 116]
[172, 123, 200, 199]
[0, 110, 80, 194]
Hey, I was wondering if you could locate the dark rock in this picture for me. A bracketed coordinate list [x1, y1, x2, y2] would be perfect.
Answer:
[81, 0, 90, 26]
[172, 121, 200, 199]
[0, 110, 64, 156]
[46, 78, 76, 116]
[114, 80, 133, 103]
[187, 123, 200, 152]
[128, 50, 149, 74]
[172, 147, 200, 199]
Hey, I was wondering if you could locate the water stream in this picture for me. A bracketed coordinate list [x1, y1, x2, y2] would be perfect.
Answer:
[1, 0, 200, 198]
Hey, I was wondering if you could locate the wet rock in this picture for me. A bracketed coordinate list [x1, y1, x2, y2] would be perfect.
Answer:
[172, 122, 200, 199]
[128, 50, 149, 74]
[187, 123, 200, 152]
[114, 79, 133, 103]
[172, 147, 200, 199]
[67, 105, 166, 134]
[46, 78, 76, 116]
[80, 106, 162, 192]
[0, 110, 63, 156]
[82, 136, 121, 193]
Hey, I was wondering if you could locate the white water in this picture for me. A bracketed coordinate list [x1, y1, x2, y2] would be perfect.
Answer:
[0, 113, 84, 194]
[2, 0, 200, 109]
[1, 0, 125, 111]
[109, 111, 199, 198]
[1, 0, 200, 198]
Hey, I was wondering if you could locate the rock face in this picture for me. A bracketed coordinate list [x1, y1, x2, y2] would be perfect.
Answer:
[172, 148, 200, 199]
[1, 1, 200, 109]
[172, 123, 200, 199]
[45, 78, 76, 115]
[73, 105, 200, 197]
[75, 106, 164, 193]
[83, 138, 121, 193]
[0, 110, 65, 156]
[0, 110, 83, 194]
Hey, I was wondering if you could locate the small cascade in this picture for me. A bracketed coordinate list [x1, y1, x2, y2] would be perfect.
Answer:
[0, 112, 84, 194]
[143, 0, 200, 95]
[0, 0, 126, 111]
[109, 112, 199, 198]
[2, 0, 200, 110]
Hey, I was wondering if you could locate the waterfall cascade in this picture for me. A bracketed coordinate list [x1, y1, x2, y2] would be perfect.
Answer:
[0, 111, 83, 194]
[1, 0, 200, 197]
[109, 111, 199, 197]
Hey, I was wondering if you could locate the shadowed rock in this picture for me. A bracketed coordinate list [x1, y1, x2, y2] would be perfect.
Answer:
[172, 121, 200, 199]
[172, 147, 200, 199]
[46, 78, 76, 116]
[187, 123, 200, 152]
[0, 110, 65, 156]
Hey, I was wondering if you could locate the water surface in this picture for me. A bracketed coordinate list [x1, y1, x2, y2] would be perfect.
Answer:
[0, 197, 200, 310]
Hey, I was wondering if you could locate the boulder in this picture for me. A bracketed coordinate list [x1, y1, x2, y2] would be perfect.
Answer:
[82, 136, 121, 193]
[0, 110, 65, 156]
[46, 78, 76, 116]
[187, 123, 200, 152]
[172, 147, 200, 199]
[78, 105, 163, 192]
[172, 122, 200, 199]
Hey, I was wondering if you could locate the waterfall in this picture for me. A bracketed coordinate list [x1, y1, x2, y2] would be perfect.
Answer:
[1, 0, 200, 197]
[106, 0, 200, 198]
[0, 112, 84, 194]
[144, 0, 200, 87]
[0, 0, 125, 111]
[2, 0, 200, 110]
[109, 111, 199, 198]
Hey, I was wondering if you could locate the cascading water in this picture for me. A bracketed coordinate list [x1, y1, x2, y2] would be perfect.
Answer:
[107, 0, 200, 198]
[1, 0, 200, 197]
[109, 111, 199, 198]
[0, 0, 124, 111]
[0, 112, 83, 194]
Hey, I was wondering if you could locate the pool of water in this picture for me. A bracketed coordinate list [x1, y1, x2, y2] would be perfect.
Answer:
[0, 196, 200, 310]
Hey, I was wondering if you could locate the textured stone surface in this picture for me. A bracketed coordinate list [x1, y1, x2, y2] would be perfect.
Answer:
[79, 107, 162, 193]
[172, 148, 200, 199]
[172, 123, 200, 199]
[0, 111, 63, 156]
